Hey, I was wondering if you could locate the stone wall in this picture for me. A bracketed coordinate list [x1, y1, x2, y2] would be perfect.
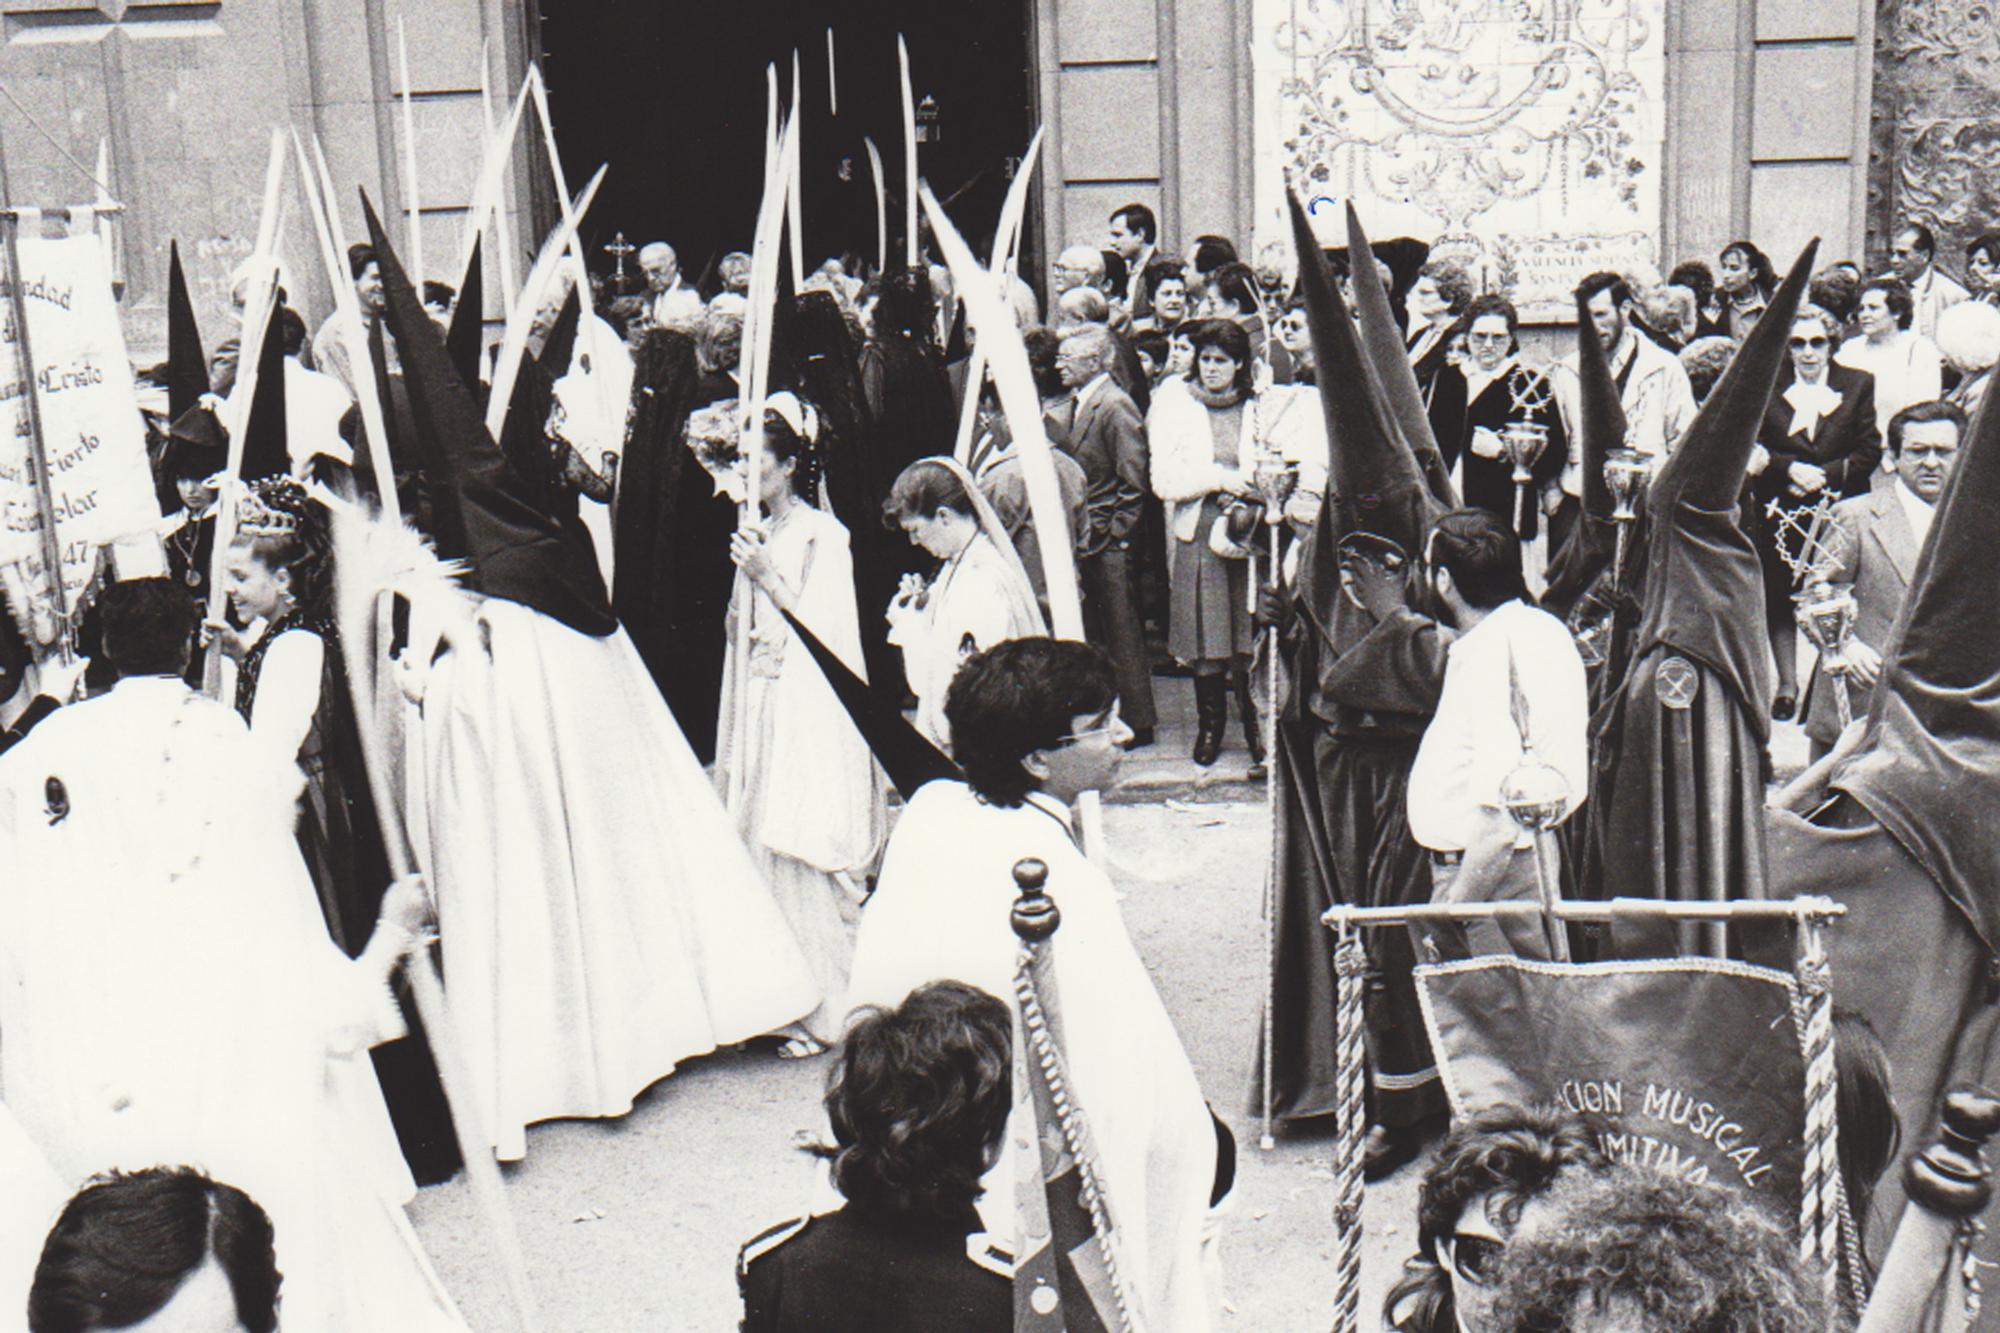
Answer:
[0, 0, 528, 359]
[1869, 1, 2000, 283]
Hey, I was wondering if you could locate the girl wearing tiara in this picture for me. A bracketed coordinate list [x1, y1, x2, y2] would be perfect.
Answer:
[715, 393, 887, 1057]
[203, 477, 460, 1184]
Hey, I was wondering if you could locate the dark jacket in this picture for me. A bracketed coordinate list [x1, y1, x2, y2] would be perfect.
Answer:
[1059, 378, 1150, 559]
[1754, 361, 1881, 505]
[738, 1206, 1010, 1333]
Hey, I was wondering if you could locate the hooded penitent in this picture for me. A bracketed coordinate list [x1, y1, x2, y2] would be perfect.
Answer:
[237, 293, 290, 483]
[1766, 350, 2000, 1300]
[161, 241, 225, 487]
[1588, 240, 1816, 923]
[361, 192, 617, 637]
[165, 241, 208, 423]
[445, 233, 485, 404]
[1340, 205, 1458, 510]
[1540, 291, 1630, 622]
[610, 326, 736, 760]
[1257, 192, 1450, 1131]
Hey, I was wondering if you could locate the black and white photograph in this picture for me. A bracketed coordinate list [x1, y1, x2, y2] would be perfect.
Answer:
[0, 1, 1997, 1328]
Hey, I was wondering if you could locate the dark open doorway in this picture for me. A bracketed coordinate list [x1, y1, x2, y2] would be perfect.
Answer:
[533, 1, 1036, 293]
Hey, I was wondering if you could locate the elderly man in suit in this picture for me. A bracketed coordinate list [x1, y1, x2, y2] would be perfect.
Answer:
[1750, 303, 1882, 717]
[1056, 322, 1158, 746]
[1801, 398, 1965, 760]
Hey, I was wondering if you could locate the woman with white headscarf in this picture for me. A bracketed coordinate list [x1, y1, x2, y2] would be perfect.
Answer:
[714, 393, 888, 1057]
[881, 456, 1046, 750]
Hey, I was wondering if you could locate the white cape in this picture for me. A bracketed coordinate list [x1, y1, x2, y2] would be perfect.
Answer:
[847, 782, 1218, 1331]
[417, 598, 818, 1160]
[0, 678, 461, 1331]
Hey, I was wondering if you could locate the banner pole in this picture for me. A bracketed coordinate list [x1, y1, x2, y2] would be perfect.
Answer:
[1330, 921, 1367, 1333]
[0, 128, 74, 663]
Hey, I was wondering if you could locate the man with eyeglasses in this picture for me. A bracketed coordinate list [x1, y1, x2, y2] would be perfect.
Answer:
[1749, 303, 1881, 719]
[847, 637, 1225, 1332]
[1799, 399, 1964, 761]
[1052, 244, 1106, 298]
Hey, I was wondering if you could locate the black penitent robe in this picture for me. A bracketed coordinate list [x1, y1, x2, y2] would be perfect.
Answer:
[236, 613, 461, 1184]
[1591, 499, 1770, 947]
[1427, 362, 1567, 541]
[1255, 605, 1449, 1129]
[613, 330, 737, 762]
[857, 334, 953, 696]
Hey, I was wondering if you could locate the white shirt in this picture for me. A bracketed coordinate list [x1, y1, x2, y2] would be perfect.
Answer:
[1838, 330, 1944, 439]
[1912, 266, 1970, 342]
[1894, 476, 1937, 549]
[1408, 600, 1589, 853]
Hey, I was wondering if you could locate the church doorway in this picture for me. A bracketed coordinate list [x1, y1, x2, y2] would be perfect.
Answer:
[532, 0, 1037, 294]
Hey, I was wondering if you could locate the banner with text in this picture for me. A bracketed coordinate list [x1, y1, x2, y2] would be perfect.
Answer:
[1, 229, 161, 645]
[1416, 956, 1809, 1210]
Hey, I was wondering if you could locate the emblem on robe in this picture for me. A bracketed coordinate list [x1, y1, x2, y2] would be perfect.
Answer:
[1655, 656, 1699, 710]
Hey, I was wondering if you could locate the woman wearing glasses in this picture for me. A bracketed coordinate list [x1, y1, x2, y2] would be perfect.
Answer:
[1425, 294, 1568, 547]
[1749, 303, 1882, 719]
[1384, 1104, 1607, 1333]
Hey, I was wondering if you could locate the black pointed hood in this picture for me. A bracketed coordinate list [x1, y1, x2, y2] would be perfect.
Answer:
[446, 233, 485, 397]
[1288, 191, 1437, 558]
[1343, 204, 1456, 507]
[165, 241, 208, 421]
[538, 284, 582, 379]
[1541, 290, 1631, 612]
[361, 191, 617, 636]
[1833, 367, 2000, 952]
[1627, 240, 1817, 738]
[238, 301, 289, 482]
[780, 608, 960, 801]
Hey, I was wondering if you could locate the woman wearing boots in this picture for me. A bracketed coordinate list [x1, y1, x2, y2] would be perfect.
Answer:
[1148, 319, 1266, 769]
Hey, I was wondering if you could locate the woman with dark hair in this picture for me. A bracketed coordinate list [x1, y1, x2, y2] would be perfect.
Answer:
[715, 394, 886, 1057]
[1718, 240, 1778, 340]
[1751, 302, 1881, 717]
[1200, 261, 1269, 366]
[202, 477, 461, 1185]
[737, 981, 1014, 1331]
[1426, 294, 1568, 547]
[1966, 231, 2000, 305]
[1147, 317, 1268, 767]
[1385, 1103, 1609, 1333]
[1838, 276, 1943, 439]
[881, 457, 1045, 748]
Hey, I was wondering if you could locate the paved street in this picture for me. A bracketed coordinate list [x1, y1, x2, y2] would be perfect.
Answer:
[410, 793, 1421, 1331]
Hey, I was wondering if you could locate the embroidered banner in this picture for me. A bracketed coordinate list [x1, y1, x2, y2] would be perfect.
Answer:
[1416, 955, 1810, 1209]
[1252, 0, 1668, 322]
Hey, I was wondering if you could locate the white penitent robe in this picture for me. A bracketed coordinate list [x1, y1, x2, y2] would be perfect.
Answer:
[416, 597, 819, 1161]
[713, 503, 887, 1044]
[0, 676, 463, 1332]
[847, 782, 1219, 1332]
[0, 1101, 67, 1328]
[886, 534, 1045, 749]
